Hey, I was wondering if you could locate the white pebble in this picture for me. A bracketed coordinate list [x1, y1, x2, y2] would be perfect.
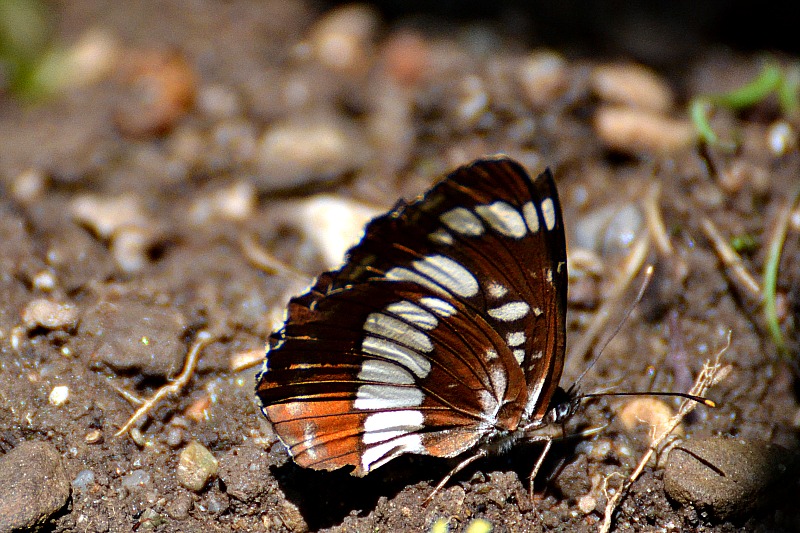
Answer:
[592, 63, 674, 112]
[257, 116, 369, 189]
[767, 121, 796, 156]
[21, 299, 79, 330]
[49, 385, 69, 406]
[518, 50, 568, 108]
[70, 194, 146, 239]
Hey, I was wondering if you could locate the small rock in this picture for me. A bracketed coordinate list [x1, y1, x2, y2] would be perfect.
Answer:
[219, 446, 274, 501]
[518, 50, 569, 108]
[618, 397, 682, 443]
[70, 194, 147, 239]
[664, 437, 798, 519]
[121, 469, 151, 490]
[80, 299, 187, 378]
[307, 3, 380, 73]
[72, 469, 96, 491]
[554, 455, 591, 501]
[0, 441, 71, 531]
[111, 226, 156, 273]
[177, 441, 218, 492]
[165, 491, 193, 519]
[591, 63, 674, 112]
[49, 385, 70, 406]
[115, 50, 197, 137]
[292, 194, 382, 270]
[256, 115, 369, 189]
[594, 105, 695, 155]
[21, 298, 79, 331]
[11, 168, 47, 204]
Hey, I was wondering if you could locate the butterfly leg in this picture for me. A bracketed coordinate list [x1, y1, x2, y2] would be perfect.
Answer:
[424, 448, 489, 504]
[528, 437, 553, 500]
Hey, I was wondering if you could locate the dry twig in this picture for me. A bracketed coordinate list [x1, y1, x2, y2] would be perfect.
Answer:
[598, 332, 731, 533]
[115, 331, 214, 437]
[700, 217, 761, 300]
[567, 233, 650, 364]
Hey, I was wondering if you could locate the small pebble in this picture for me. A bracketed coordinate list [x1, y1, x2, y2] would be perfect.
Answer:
[218, 446, 273, 501]
[165, 492, 193, 519]
[456, 75, 489, 128]
[256, 115, 369, 189]
[80, 299, 187, 378]
[72, 469, 96, 491]
[518, 50, 568, 108]
[618, 397, 682, 443]
[11, 168, 47, 204]
[293, 194, 382, 270]
[594, 105, 695, 155]
[196, 84, 241, 119]
[85, 429, 103, 444]
[49, 385, 69, 406]
[664, 437, 798, 519]
[121, 469, 151, 490]
[189, 181, 256, 224]
[71, 194, 147, 239]
[115, 50, 197, 137]
[591, 63, 674, 112]
[177, 441, 218, 492]
[21, 298, 79, 331]
[307, 3, 380, 73]
[767, 120, 796, 156]
[111, 226, 155, 273]
[32, 270, 57, 292]
[0, 441, 71, 531]
[573, 203, 643, 256]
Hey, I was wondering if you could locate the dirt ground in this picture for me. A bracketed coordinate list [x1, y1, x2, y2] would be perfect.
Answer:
[1, 1, 799, 532]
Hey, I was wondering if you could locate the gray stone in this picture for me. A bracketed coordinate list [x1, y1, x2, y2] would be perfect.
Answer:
[0, 441, 71, 531]
[664, 437, 798, 520]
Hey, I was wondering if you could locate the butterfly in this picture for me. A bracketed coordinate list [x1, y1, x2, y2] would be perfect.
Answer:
[256, 156, 579, 492]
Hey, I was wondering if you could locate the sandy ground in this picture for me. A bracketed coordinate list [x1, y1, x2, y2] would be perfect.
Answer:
[1, 1, 799, 531]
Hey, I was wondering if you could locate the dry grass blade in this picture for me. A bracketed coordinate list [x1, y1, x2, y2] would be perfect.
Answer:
[643, 181, 673, 256]
[598, 331, 731, 533]
[700, 217, 761, 300]
[240, 232, 308, 282]
[567, 233, 650, 364]
[115, 331, 215, 437]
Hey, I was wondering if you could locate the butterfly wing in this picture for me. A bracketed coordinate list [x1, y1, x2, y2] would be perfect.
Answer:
[256, 156, 568, 475]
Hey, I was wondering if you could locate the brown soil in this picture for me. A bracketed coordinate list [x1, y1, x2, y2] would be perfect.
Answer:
[1, 1, 799, 532]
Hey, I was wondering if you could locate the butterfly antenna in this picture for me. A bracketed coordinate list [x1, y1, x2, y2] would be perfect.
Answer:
[570, 265, 655, 393]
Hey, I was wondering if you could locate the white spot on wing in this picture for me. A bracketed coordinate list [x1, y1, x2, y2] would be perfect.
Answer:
[522, 201, 539, 233]
[362, 336, 431, 377]
[513, 349, 525, 364]
[384, 301, 438, 330]
[487, 301, 530, 322]
[485, 348, 498, 361]
[303, 423, 318, 460]
[412, 255, 478, 297]
[487, 282, 507, 299]
[419, 297, 457, 317]
[440, 207, 484, 236]
[354, 384, 424, 410]
[507, 331, 526, 347]
[361, 433, 424, 472]
[362, 410, 424, 444]
[358, 359, 416, 384]
[475, 201, 527, 238]
[542, 197, 556, 230]
[428, 228, 454, 245]
[364, 313, 433, 352]
[386, 267, 447, 296]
